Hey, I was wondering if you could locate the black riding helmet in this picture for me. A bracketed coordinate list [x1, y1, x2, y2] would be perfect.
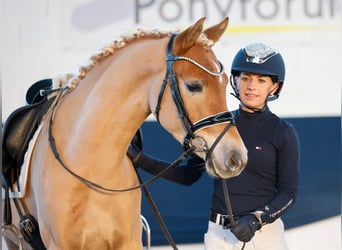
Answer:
[230, 43, 285, 101]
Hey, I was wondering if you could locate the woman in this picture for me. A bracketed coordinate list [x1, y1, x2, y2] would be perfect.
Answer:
[128, 42, 299, 250]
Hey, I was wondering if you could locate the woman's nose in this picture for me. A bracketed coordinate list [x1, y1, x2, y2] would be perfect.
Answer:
[247, 80, 257, 89]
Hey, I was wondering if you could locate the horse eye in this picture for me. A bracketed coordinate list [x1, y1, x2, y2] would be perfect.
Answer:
[185, 81, 203, 93]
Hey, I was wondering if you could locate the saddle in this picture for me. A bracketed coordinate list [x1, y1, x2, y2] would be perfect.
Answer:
[2, 79, 55, 190]
[2, 79, 54, 250]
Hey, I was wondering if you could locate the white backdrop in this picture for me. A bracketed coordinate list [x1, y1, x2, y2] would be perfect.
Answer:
[2, 0, 341, 120]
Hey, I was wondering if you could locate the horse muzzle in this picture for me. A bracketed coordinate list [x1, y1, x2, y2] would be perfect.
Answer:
[187, 131, 248, 179]
[206, 147, 248, 179]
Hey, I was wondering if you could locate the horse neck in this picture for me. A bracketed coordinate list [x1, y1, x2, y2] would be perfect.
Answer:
[52, 38, 167, 166]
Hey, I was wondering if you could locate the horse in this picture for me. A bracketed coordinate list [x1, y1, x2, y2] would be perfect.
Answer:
[2, 17, 248, 249]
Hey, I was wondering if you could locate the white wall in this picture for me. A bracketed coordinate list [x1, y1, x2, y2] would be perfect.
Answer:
[2, 0, 341, 120]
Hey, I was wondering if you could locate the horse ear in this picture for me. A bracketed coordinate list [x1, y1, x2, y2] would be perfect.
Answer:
[203, 17, 229, 43]
[173, 17, 206, 53]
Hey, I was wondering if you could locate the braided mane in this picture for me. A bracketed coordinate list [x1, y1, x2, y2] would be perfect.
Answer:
[53, 28, 214, 90]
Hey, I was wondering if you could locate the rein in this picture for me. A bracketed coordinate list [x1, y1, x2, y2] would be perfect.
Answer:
[222, 180, 246, 250]
[48, 90, 195, 192]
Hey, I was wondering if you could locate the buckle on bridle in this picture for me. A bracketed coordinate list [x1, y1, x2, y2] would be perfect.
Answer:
[184, 135, 208, 153]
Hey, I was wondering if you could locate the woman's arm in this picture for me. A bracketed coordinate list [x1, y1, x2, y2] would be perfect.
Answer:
[256, 124, 300, 224]
[128, 145, 205, 186]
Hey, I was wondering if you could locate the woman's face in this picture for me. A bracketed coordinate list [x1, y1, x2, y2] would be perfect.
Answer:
[235, 72, 279, 112]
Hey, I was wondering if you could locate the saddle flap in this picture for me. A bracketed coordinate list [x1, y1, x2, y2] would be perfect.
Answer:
[2, 97, 55, 188]
[3, 102, 44, 160]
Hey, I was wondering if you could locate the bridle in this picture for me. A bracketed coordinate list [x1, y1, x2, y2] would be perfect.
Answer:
[155, 33, 236, 161]
[48, 33, 236, 192]
[153, 33, 239, 249]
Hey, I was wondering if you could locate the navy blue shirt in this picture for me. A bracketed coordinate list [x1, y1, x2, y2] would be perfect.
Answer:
[211, 107, 299, 223]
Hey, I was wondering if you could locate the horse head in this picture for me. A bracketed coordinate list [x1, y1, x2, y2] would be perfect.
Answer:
[152, 17, 248, 179]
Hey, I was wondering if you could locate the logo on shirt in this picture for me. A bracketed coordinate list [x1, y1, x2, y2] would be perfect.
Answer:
[255, 146, 263, 151]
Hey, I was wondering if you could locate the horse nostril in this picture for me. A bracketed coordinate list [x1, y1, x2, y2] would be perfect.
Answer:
[231, 154, 239, 166]
[225, 152, 245, 173]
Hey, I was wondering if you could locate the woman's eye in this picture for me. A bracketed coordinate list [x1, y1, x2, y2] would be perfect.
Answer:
[240, 77, 249, 82]
[258, 79, 267, 84]
[185, 81, 203, 92]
